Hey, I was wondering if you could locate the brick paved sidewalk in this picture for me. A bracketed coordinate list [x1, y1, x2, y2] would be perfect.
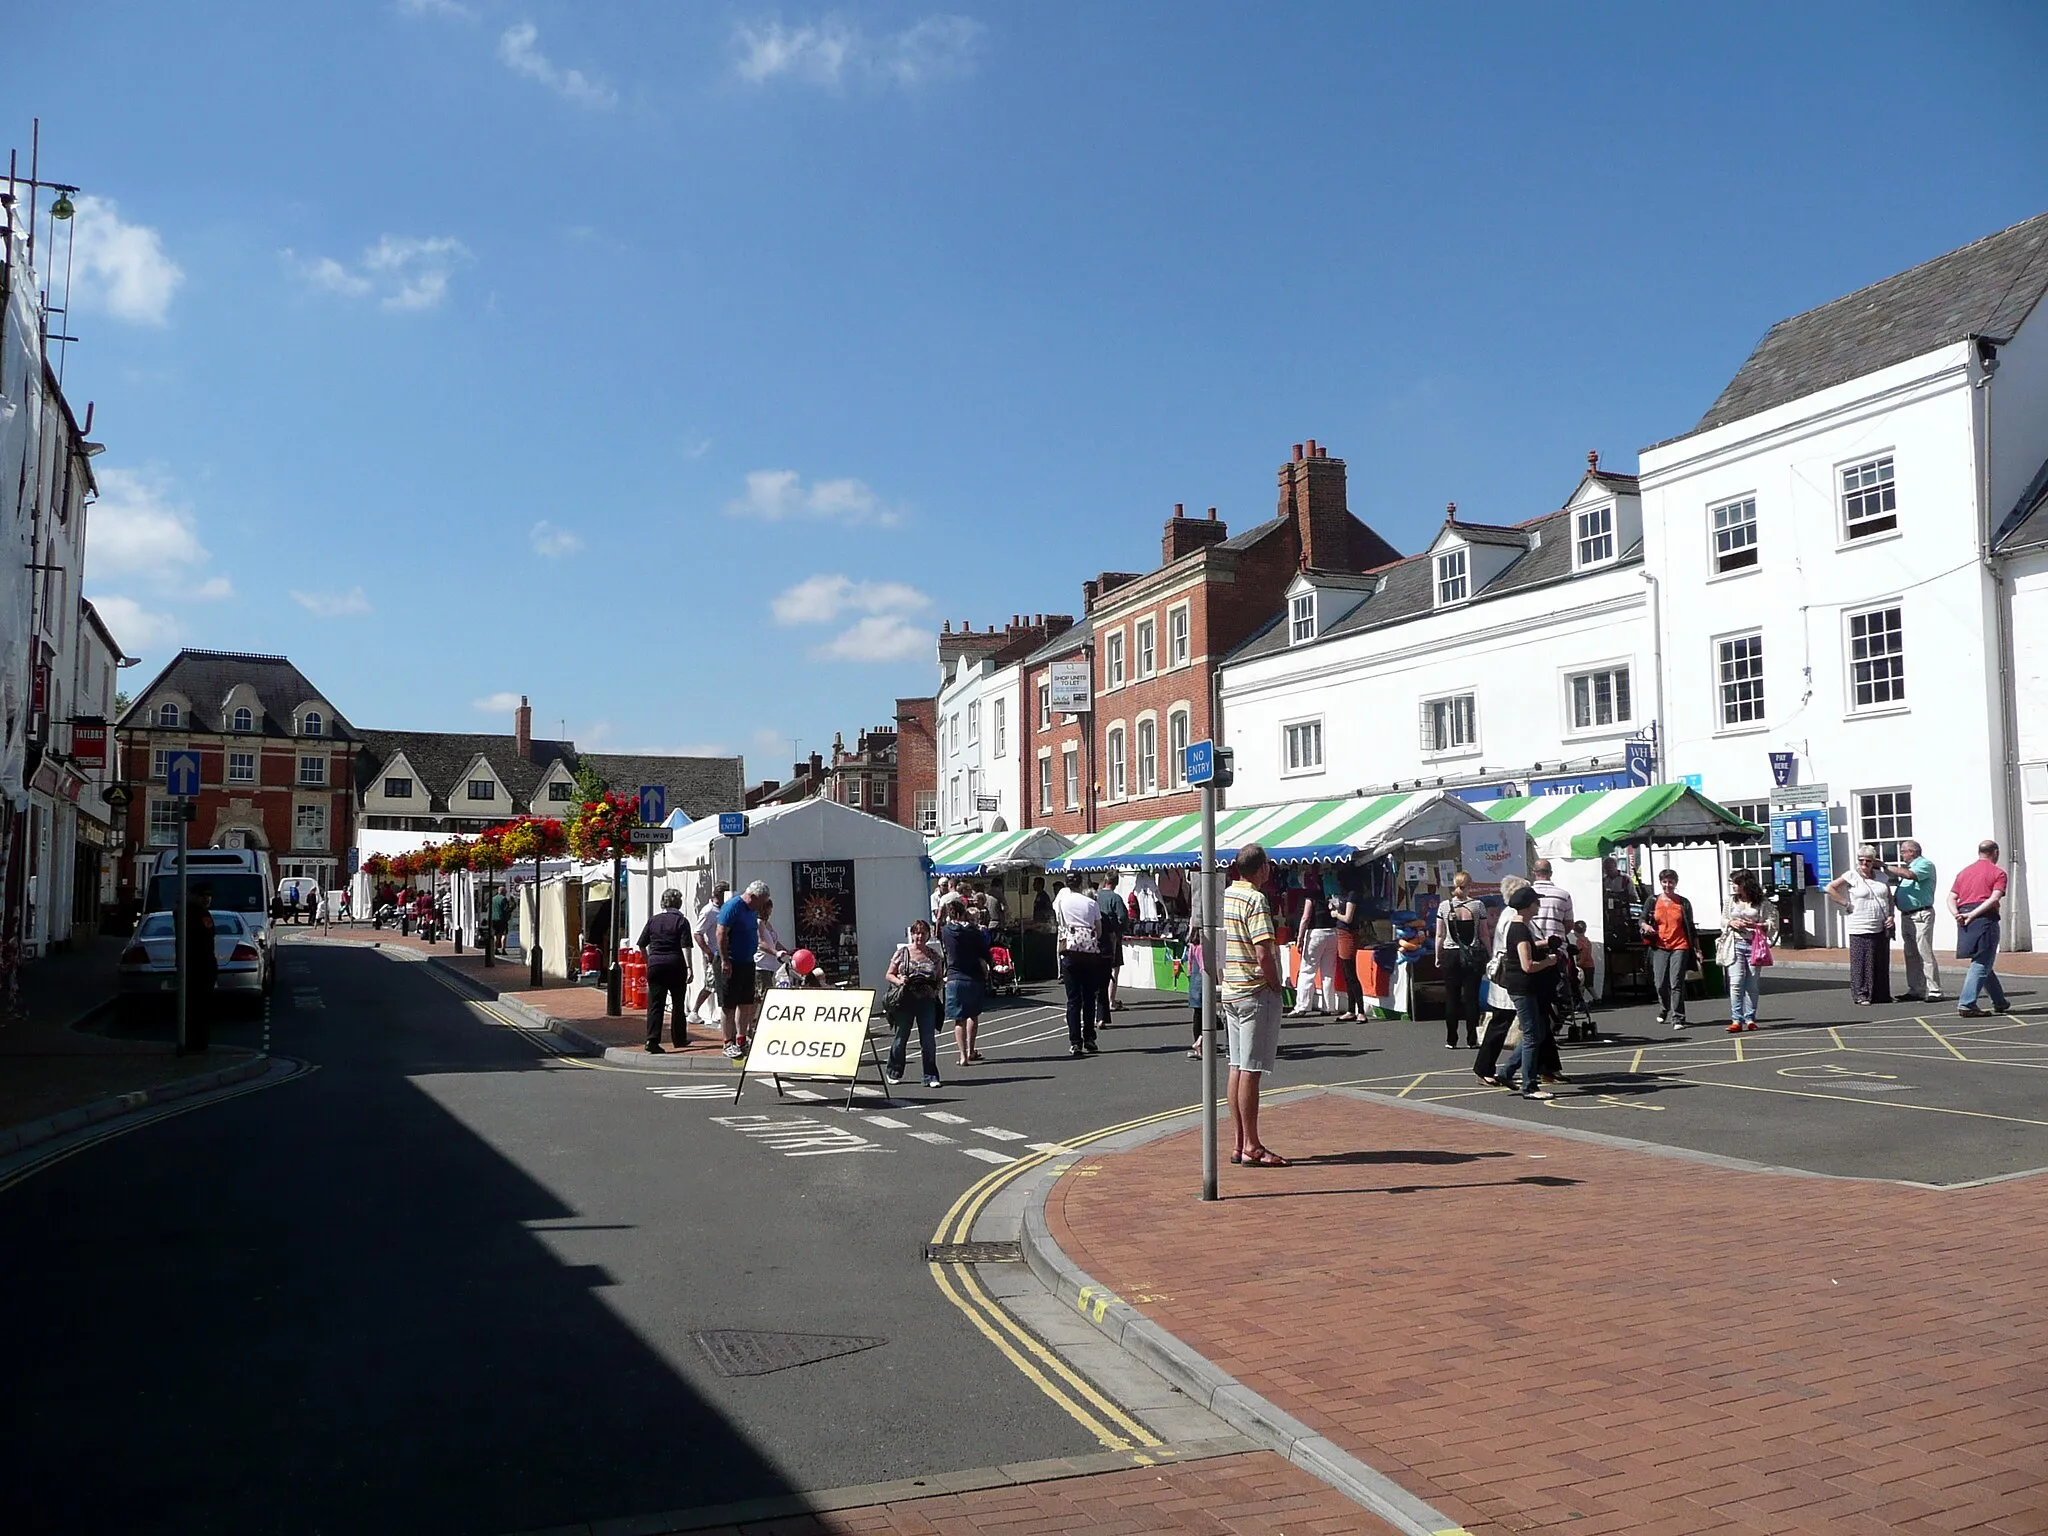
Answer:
[1049, 1093, 2048, 1536]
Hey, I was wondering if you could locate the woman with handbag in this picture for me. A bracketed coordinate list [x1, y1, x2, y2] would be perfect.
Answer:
[1289, 870, 1338, 1017]
[1331, 876, 1366, 1022]
[1720, 869, 1770, 1032]
[1435, 871, 1486, 1050]
[883, 919, 946, 1088]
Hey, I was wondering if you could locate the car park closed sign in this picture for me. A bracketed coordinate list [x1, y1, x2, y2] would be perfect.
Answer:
[743, 990, 878, 1081]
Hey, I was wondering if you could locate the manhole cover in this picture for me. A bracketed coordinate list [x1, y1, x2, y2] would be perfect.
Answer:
[923, 1240, 1023, 1264]
[692, 1330, 885, 1377]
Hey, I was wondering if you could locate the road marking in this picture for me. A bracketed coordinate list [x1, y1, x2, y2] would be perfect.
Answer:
[962, 1147, 1017, 1165]
[784, 1087, 825, 1100]
[709, 1113, 888, 1157]
[1027, 1142, 1076, 1154]
[865, 1115, 910, 1128]
[909, 1130, 956, 1145]
[1920, 1017, 1968, 1062]
[646, 1083, 738, 1099]
[924, 1111, 971, 1124]
[974, 1126, 1028, 1141]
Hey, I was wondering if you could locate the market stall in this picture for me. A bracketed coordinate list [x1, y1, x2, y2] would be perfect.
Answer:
[1048, 791, 1490, 1007]
[926, 827, 1073, 982]
[1479, 784, 1763, 999]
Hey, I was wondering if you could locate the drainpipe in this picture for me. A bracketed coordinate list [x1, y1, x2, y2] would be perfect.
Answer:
[1639, 569, 1666, 780]
[1979, 343, 2030, 946]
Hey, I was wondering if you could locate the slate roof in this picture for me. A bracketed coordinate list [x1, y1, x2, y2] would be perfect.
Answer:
[1217, 510, 1399, 570]
[1994, 453, 2048, 553]
[1229, 508, 1643, 667]
[354, 732, 745, 819]
[1676, 211, 2048, 442]
[1439, 520, 1529, 548]
[578, 753, 746, 819]
[1022, 616, 1092, 666]
[118, 650, 359, 740]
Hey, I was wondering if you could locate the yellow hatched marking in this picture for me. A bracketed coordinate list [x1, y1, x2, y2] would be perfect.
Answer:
[1920, 1017, 1967, 1062]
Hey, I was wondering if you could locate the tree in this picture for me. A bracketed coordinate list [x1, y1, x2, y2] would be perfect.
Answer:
[572, 760, 607, 806]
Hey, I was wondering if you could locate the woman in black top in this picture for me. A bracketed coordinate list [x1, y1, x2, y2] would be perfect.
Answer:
[1331, 878, 1365, 1022]
[1435, 872, 1486, 1050]
[1288, 873, 1338, 1017]
[1498, 884, 1562, 1101]
[636, 889, 694, 1052]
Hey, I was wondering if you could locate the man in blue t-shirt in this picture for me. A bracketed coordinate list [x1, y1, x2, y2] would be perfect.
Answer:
[716, 881, 770, 1058]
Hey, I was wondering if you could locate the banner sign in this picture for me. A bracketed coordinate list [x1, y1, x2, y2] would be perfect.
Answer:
[71, 720, 109, 769]
[1459, 820, 1526, 892]
[793, 858, 858, 979]
[1048, 659, 1092, 713]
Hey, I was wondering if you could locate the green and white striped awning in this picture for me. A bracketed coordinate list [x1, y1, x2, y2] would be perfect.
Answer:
[1483, 784, 1763, 861]
[1049, 791, 1483, 872]
[927, 827, 1074, 876]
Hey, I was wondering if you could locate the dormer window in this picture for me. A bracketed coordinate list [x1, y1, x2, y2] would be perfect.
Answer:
[1435, 549, 1468, 606]
[302, 710, 324, 737]
[157, 702, 181, 728]
[232, 706, 253, 732]
[1289, 593, 1317, 644]
[1575, 505, 1615, 567]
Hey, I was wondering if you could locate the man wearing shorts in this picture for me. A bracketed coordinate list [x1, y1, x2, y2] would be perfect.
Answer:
[1221, 843, 1287, 1166]
[716, 880, 770, 1058]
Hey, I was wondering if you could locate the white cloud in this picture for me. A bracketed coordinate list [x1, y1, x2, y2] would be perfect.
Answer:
[395, 0, 476, 18]
[683, 433, 714, 459]
[86, 467, 228, 597]
[770, 572, 928, 625]
[733, 14, 983, 88]
[809, 614, 931, 664]
[88, 594, 181, 654]
[529, 520, 583, 558]
[499, 21, 618, 109]
[727, 469, 903, 527]
[473, 691, 525, 713]
[193, 575, 235, 601]
[68, 195, 184, 326]
[290, 235, 472, 311]
[291, 586, 372, 617]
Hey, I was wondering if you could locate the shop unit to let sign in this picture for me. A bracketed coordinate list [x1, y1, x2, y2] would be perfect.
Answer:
[1048, 659, 1091, 713]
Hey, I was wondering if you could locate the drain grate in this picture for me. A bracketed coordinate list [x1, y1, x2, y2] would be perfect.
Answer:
[692, 1329, 885, 1377]
[923, 1240, 1023, 1264]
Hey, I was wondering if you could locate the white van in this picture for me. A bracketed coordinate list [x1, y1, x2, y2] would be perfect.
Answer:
[145, 846, 276, 992]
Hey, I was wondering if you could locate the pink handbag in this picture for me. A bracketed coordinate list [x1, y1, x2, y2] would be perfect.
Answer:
[1749, 926, 1774, 969]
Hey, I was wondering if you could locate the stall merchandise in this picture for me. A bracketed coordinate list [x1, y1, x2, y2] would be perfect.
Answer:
[926, 827, 1072, 983]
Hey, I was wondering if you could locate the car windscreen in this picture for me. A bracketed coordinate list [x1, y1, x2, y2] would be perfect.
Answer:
[146, 873, 267, 915]
[136, 910, 246, 937]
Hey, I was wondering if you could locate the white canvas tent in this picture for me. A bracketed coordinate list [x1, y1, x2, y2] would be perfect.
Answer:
[623, 798, 929, 987]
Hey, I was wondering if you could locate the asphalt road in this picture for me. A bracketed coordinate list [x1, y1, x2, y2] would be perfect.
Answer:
[7, 940, 2044, 1534]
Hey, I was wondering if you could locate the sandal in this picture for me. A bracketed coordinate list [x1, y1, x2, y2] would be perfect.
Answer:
[1245, 1148, 1290, 1167]
[1188, 1046, 1203, 1060]
[1230, 1151, 1246, 1165]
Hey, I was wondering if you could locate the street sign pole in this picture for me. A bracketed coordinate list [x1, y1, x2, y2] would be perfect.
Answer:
[174, 809, 189, 1057]
[1199, 776, 1218, 1202]
[530, 848, 544, 988]
[607, 853, 624, 1017]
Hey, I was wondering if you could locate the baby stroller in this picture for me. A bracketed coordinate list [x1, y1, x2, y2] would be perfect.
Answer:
[986, 943, 1019, 997]
[1555, 950, 1600, 1042]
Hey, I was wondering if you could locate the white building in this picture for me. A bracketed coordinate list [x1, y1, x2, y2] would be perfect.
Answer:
[1999, 469, 2048, 950]
[1221, 458, 1655, 810]
[1638, 210, 2048, 949]
[930, 616, 1072, 839]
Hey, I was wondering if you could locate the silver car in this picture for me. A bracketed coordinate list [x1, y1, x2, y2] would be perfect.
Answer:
[118, 910, 266, 1014]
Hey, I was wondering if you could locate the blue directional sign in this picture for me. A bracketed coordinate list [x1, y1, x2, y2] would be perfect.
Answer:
[165, 749, 202, 798]
[638, 784, 666, 825]
[1184, 740, 1216, 786]
[718, 812, 750, 837]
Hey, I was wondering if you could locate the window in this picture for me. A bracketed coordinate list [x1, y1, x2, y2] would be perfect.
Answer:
[1137, 717, 1158, 794]
[967, 701, 980, 746]
[1856, 788, 1913, 863]
[1136, 618, 1157, 677]
[1846, 605, 1905, 711]
[548, 781, 574, 802]
[467, 779, 496, 801]
[383, 775, 413, 798]
[1105, 632, 1126, 690]
[229, 752, 257, 784]
[298, 755, 327, 786]
[1063, 749, 1080, 810]
[948, 714, 959, 755]
[232, 706, 254, 732]
[150, 747, 169, 781]
[1716, 632, 1766, 728]
[872, 777, 888, 808]
[948, 775, 961, 822]
[1168, 605, 1190, 667]
[1575, 505, 1615, 566]
[1567, 665, 1633, 732]
[1037, 682, 1051, 730]
[1420, 693, 1477, 755]
[1289, 593, 1317, 644]
[1038, 754, 1054, 815]
[993, 699, 1007, 757]
[156, 702, 180, 728]
[1724, 800, 1772, 875]
[1841, 455, 1897, 540]
[1711, 496, 1758, 574]
[1168, 709, 1190, 790]
[1107, 727, 1127, 799]
[915, 791, 939, 835]
[302, 710, 324, 737]
[1435, 549, 1467, 605]
[294, 803, 327, 851]
[148, 799, 182, 847]
[1283, 718, 1324, 775]
[847, 775, 863, 807]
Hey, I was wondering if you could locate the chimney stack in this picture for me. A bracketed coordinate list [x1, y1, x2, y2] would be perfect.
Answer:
[1278, 439, 1351, 572]
[1162, 500, 1230, 563]
[515, 695, 532, 760]
[1588, 449, 1601, 472]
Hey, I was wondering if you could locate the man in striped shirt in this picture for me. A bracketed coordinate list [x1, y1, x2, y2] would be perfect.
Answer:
[1221, 843, 1288, 1167]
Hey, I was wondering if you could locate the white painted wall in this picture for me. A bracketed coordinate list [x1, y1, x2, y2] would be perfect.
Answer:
[935, 656, 1024, 837]
[2008, 548, 2048, 951]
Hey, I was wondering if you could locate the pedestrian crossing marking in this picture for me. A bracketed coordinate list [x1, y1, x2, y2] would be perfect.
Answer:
[864, 1115, 909, 1128]
[923, 1111, 971, 1124]
[909, 1130, 956, 1145]
[784, 1087, 825, 1100]
[1028, 1142, 1076, 1154]
[974, 1126, 1028, 1141]
[962, 1147, 1017, 1165]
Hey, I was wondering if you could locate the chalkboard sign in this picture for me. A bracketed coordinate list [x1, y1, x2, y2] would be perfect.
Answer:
[793, 859, 860, 982]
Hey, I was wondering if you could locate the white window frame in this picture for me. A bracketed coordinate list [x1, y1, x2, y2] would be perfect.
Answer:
[1135, 617, 1157, 679]
[467, 778, 497, 802]
[1166, 603, 1191, 668]
[1419, 692, 1478, 758]
[1714, 629, 1767, 733]
[914, 790, 938, 835]
[1135, 714, 1158, 795]
[150, 747, 170, 781]
[1723, 799, 1772, 874]
[1106, 725, 1127, 800]
[1563, 662, 1634, 736]
[1854, 787, 1914, 863]
[1289, 592, 1316, 645]
[1839, 453, 1898, 544]
[1167, 707, 1191, 790]
[228, 751, 258, 784]
[298, 754, 327, 787]
[1435, 548, 1468, 606]
[1063, 747, 1080, 811]
[1281, 716, 1325, 778]
[1037, 681, 1051, 730]
[1844, 602, 1906, 716]
[302, 710, 324, 737]
[948, 775, 961, 822]
[1709, 495, 1759, 577]
[1104, 630, 1126, 692]
[992, 698, 1007, 758]
[231, 706, 254, 732]
[966, 701, 980, 746]
[293, 802, 328, 851]
[848, 775, 864, 807]
[1037, 751, 1054, 815]
[156, 702, 180, 728]
[547, 781, 574, 802]
[1574, 504, 1615, 569]
[148, 798, 181, 847]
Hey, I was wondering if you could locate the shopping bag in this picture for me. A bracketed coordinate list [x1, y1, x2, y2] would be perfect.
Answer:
[1749, 927, 1774, 969]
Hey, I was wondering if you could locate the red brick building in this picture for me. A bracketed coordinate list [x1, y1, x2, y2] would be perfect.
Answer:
[1022, 441, 1398, 833]
[113, 650, 360, 893]
[893, 696, 938, 834]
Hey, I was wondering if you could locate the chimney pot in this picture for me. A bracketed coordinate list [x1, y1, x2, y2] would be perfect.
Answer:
[1174, 502, 1183, 517]
[1446, 501, 1457, 519]
[1588, 449, 1600, 470]
[1306, 438, 1317, 457]
[942, 620, 951, 633]
[1293, 443, 1304, 462]
[1207, 506, 1217, 520]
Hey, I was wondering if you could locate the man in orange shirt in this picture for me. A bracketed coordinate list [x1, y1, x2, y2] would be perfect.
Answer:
[1639, 868, 1700, 1030]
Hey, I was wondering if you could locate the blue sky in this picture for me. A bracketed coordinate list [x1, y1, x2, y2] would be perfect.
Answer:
[18, 1, 2048, 781]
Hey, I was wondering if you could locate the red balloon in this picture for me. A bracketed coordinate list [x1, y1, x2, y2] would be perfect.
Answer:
[792, 948, 817, 975]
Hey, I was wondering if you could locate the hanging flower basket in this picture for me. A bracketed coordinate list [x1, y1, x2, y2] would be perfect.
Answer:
[567, 791, 641, 863]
